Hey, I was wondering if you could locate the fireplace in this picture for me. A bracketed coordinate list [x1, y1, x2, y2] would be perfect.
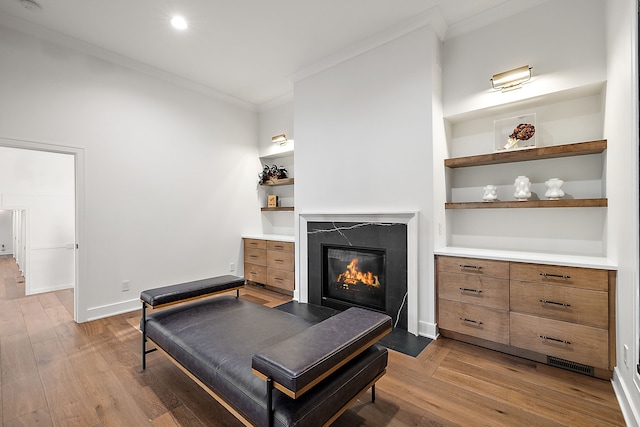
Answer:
[305, 220, 409, 330]
[322, 244, 386, 312]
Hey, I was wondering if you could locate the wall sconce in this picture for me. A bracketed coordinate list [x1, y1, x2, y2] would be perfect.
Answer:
[272, 134, 288, 145]
[491, 65, 532, 92]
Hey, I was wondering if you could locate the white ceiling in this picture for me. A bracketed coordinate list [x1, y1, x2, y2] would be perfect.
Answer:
[0, 0, 545, 108]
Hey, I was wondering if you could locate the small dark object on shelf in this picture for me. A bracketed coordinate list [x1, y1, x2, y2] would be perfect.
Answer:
[258, 164, 288, 185]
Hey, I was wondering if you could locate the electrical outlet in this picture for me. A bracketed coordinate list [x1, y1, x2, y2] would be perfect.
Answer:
[122, 280, 130, 292]
[624, 344, 629, 367]
[229, 262, 236, 272]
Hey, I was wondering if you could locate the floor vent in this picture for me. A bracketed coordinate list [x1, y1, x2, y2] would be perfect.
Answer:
[547, 356, 594, 376]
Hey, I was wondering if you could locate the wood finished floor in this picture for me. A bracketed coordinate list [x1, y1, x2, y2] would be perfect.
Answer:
[0, 255, 626, 426]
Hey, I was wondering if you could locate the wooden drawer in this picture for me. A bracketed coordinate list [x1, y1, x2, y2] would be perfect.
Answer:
[510, 262, 608, 292]
[267, 268, 294, 291]
[438, 271, 509, 310]
[438, 299, 509, 344]
[267, 240, 293, 253]
[267, 250, 294, 271]
[244, 238, 267, 250]
[244, 263, 266, 284]
[437, 256, 509, 279]
[510, 312, 609, 369]
[510, 280, 608, 328]
[244, 247, 266, 266]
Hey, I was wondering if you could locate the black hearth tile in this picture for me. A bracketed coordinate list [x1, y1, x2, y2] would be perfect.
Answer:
[273, 301, 431, 357]
[378, 328, 432, 358]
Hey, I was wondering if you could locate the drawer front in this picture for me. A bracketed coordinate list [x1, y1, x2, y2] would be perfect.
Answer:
[244, 247, 267, 266]
[437, 256, 509, 279]
[267, 251, 294, 271]
[438, 299, 509, 344]
[510, 312, 609, 369]
[438, 271, 509, 310]
[267, 268, 294, 291]
[244, 263, 267, 284]
[267, 240, 294, 253]
[244, 238, 267, 250]
[510, 263, 608, 291]
[510, 280, 608, 328]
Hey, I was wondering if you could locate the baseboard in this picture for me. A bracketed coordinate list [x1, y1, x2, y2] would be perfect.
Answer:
[29, 283, 73, 295]
[85, 297, 141, 322]
[419, 320, 438, 339]
[612, 367, 640, 427]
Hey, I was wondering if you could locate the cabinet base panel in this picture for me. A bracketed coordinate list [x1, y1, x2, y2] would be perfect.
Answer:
[246, 280, 293, 297]
[438, 329, 612, 380]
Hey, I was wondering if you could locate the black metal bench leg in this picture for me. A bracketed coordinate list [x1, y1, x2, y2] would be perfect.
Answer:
[141, 302, 147, 370]
[267, 377, 274, 427]
[372, 384, 376, 402]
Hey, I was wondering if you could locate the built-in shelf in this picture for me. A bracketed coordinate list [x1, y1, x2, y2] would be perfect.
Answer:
[259, 178, 294, 186]
[445, 198, 608, 210]
[444, 140, 606, 168]
[261, 206, 295, 212]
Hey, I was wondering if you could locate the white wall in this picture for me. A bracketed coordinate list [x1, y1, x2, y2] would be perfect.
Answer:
[605, 0, 640, 424]
[294, 25, 438, 336]
[0, 24, 261, 321]
[0, 210, 12, 254]
[0, 147, 75, 293]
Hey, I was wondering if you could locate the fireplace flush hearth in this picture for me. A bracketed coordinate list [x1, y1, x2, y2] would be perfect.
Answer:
[307, 221, 409, 330]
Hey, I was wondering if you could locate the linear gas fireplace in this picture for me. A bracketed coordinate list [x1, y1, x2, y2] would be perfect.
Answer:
[303, 217, 414, 331]
[323, 245, 386, 312]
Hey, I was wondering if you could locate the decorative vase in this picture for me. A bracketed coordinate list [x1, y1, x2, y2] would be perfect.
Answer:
[513, 176, 531, 201]
[544, 178, 565, 200]
[482, 185, 498, 202]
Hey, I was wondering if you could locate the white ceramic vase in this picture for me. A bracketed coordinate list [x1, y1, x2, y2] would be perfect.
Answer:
[513, 176, 531, 201]
[482, 185, 498, 201]
[545, 178, 565, 200]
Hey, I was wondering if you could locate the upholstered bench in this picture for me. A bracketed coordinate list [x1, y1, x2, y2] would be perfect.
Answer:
[140, 276, 391, 427]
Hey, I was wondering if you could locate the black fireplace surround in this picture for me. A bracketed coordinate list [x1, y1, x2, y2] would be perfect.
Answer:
[308, 221, 408, 330]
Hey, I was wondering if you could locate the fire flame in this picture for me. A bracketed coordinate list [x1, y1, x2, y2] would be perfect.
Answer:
[336, 258, 381, 288]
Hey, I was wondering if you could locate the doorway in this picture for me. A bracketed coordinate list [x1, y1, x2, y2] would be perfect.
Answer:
[0, 137, 84, 322]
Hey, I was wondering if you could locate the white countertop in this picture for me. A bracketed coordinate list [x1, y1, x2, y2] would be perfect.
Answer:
[242, 234, 295, 243]
[434, 246, 617, 270]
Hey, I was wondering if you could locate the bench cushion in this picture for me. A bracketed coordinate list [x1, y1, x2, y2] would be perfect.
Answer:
[252, 307, 391, 395]
[140, 275, 244, 307]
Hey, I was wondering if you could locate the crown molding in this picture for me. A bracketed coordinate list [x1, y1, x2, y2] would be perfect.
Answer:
[290, 6, 448, 84]
[0, 13, 258, 112]
[445, 0, 552, 40]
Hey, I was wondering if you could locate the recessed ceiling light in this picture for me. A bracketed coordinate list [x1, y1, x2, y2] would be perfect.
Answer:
[170, 15, 188, 30]
[19, 0, 41, 11]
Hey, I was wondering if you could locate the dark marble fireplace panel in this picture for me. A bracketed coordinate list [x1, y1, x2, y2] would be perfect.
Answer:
[307, 221, 408, 330]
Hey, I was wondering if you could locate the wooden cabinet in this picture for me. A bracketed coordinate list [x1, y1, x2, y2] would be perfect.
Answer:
[436, 255, 615, 378]
[243, 238, 294, 295]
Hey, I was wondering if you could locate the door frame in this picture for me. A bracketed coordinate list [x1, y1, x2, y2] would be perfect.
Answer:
[0, 137, 85, 322]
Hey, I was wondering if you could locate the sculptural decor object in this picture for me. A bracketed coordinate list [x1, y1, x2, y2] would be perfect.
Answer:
[545, 178, 565, 200]
[495, 113, 536, 151]
[483, 184, 498, 201]
[514, 176, 532, 201]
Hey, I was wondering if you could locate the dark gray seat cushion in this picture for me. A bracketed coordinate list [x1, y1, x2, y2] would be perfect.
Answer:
[252, 307, 391, 394]
[140, 275, 244, 307]
[145, 296, 388, 427]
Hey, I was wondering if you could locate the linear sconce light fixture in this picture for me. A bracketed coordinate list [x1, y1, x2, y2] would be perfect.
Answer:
[491, 65, 532, 92]
[272, 134, 288, 145]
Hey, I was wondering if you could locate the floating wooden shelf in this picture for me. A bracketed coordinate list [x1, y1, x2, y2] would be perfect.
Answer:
[260, 178, 294, 186]
[261, 206, 295, 212]
[445, 198, 608, 209]
[444, 140, 606, 168]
